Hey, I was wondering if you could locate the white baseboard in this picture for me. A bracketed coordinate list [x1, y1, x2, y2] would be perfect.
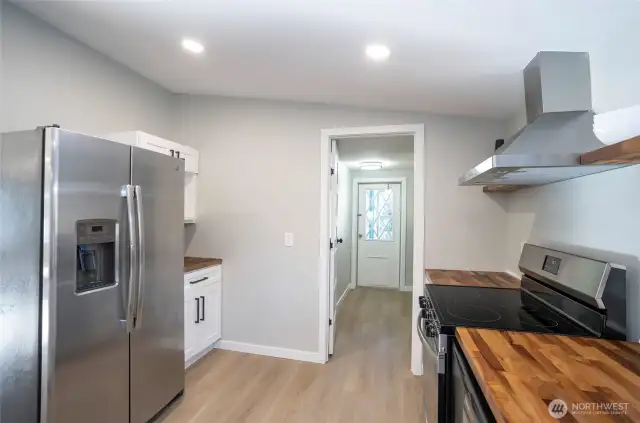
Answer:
[185, 340, 219, 369]
[217, 340, 325, 364]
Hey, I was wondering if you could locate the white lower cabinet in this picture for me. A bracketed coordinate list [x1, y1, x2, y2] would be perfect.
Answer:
[184, 295, 198, 360]
[184, 265, 222, 367]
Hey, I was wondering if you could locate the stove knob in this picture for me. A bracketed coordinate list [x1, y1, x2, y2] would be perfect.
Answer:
[418, 296, 427, 309]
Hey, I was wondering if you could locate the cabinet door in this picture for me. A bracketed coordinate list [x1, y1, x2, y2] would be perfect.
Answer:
[184, 295, 199, 363]
[198, 282, 221, 349]
[184, 174, 197, 223]
[176, 146, 198, 174]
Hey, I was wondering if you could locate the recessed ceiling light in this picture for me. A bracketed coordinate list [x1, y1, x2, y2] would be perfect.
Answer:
[181, 38, 205, 55]
[365, 44, 390, 62]
[360, 161, 383, 171]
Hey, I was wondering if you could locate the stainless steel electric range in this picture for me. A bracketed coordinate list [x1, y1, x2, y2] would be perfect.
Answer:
[418, 243, 627, 423]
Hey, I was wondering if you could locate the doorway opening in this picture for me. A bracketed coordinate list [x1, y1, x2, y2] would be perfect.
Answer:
[319, 124, 425, 376]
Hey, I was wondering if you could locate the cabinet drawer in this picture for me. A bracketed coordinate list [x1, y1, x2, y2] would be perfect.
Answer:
[184, 265, 221, 287]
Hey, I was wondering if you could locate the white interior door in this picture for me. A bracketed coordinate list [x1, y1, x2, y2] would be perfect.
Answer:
[328, 140, 339, 356]
[357, 183, 401, 288]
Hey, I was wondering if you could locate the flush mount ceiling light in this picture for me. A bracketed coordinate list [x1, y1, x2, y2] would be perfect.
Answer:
[360, 161, 383, 171]
[365, 44, 390, 61]
[181, 38, 205, 55]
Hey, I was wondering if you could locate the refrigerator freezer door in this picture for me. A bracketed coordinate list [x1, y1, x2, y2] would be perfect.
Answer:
[51, 129, 132, 423]
[130, 147, 185, 423]
[0, 129, 44, 423]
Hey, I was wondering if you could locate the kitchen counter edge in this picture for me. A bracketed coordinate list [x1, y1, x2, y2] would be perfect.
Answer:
[184, 257, 223, 273]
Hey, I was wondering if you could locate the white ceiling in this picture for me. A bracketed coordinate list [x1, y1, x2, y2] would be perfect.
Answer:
[13, 0, 640, 118]
[337, 136, 414, 170]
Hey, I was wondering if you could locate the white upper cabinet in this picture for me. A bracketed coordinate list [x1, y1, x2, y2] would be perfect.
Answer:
[136, 132, 179, 157]
[177, 144, 199, 174]
[106, 131, 199, 174]
[106, 131, 200, 222]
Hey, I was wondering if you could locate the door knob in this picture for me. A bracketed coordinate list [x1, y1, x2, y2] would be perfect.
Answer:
[337, 238, 343, 244]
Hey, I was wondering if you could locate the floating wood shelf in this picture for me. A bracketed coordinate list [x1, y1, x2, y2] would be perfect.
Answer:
[580, 135, 640, 165]
[482, 185, 526, 193]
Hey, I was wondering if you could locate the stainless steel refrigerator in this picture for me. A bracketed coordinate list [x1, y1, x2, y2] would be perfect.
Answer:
[0, 127, 185, 423]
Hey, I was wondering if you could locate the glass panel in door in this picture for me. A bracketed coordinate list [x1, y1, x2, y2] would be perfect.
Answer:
[364, 187, 395, 241]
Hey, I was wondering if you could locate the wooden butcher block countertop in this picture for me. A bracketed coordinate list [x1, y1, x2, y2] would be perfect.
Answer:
[184, 257, 223, 273]
[456, 328, 640, 423]
[425, 269, 520, 289]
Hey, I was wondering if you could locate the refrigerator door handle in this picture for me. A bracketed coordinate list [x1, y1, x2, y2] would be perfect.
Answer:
[124, 185, 137, 334]
[134, 185, 146, 329]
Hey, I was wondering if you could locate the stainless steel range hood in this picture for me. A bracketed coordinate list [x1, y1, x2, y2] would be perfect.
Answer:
[459, 51, 630, 188]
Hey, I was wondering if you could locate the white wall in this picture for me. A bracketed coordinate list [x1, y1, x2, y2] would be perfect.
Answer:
[351, 168, 414, 288]
[174, 94, 508, 353]
[1, 2, 173, 136]
[334, 160, 352, 306]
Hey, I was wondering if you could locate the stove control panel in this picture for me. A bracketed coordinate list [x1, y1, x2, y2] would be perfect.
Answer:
[419, 295, 440, 337]
[543, 255, 562, 275]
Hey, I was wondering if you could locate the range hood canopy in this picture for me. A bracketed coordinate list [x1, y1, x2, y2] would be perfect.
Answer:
[459, 51, 629, 188]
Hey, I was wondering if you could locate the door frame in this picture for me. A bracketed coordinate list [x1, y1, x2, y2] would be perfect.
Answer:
[351, 178, 407, 291]
[319, 124, 425, 376]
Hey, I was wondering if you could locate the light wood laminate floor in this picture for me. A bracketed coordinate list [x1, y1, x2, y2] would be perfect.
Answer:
[159, 287, 423, 423]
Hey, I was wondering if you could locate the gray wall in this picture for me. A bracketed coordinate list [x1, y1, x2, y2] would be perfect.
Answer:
[175, 94, 508, 353]
[352, 168, 415, 289]
[3, 3, 511, 354]
[504, 104, 640, 341]
[1, 2, 173, 136]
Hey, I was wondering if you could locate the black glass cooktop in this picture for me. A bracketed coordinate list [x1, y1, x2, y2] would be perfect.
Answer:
[424, 284, 596, 337]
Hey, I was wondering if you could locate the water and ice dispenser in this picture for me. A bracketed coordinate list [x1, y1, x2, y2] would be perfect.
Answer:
[76, 219, 118, 293]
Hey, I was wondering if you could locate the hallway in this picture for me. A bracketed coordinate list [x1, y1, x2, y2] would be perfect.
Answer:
[160, 287, 422, 423]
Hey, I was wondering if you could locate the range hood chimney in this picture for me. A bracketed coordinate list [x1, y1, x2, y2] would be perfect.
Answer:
[523, 51, 592, 123]
[458, 51, 630, 188]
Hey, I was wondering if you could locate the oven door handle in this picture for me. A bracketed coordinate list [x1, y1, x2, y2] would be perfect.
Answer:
[417, 313, 431, 348]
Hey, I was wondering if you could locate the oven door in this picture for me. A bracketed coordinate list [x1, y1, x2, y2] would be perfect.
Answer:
[452, 342, 495, 423]
[417, 313, 445, 423]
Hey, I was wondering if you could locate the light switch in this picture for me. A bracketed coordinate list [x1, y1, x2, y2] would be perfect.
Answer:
[284, 232, 294, 247]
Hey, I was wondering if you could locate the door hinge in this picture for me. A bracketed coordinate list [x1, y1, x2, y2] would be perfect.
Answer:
[330, 167, 335, 175]
[329, 239, 334, 249]
[329, 318, 333, 326]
